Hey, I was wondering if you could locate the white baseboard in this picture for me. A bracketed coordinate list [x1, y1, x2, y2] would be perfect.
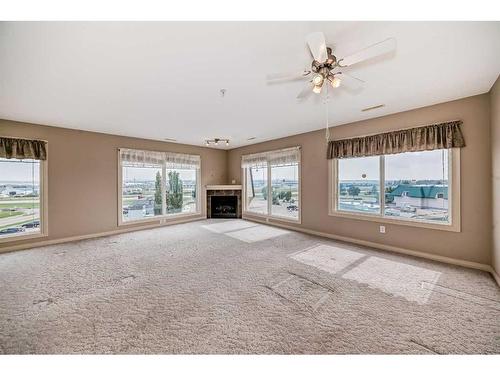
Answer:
[0, 216, 205, 255]
[244, 215, 498, 285]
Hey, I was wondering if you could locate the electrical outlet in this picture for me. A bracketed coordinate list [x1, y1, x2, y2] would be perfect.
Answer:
[379, 225, 386, 234]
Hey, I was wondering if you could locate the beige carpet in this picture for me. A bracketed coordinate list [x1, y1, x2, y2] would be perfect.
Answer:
[0, 219, 499, 354]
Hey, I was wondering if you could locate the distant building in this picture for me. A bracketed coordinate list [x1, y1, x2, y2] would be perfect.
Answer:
[126, 199, 155, 219]
[388, 184, 448, 210]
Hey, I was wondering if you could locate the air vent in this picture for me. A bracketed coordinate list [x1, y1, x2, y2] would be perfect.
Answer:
[247, 137, 256, 141]
[164, 138, 177, 142]
[361, 104, 385, 112]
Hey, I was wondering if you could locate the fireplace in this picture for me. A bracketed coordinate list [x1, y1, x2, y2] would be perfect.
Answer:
[206, 185, 242, 219]
[211, 196, 238, 218]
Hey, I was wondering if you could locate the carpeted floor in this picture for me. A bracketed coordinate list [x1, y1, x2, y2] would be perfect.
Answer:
[0, 219, 499, 354]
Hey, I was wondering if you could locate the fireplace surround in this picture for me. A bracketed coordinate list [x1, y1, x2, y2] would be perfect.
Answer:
[206, 185, 242, 219]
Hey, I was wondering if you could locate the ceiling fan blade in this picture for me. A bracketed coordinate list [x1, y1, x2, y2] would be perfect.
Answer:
[340, 38, 396, 67]
[338, 72, 365, 90]
[266, 70, 311, 82]
[306, 32, 328, 63]
[296, 82, 314, 100]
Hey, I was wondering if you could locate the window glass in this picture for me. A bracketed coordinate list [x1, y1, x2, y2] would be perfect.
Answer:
[166, 168, 197, 215]
[0, 158, 41, 238]
[384, 149, 449, 222]
[271, 162, 299, 219]
[337, 156, 380, 215]
[245, 166, 268, 215]
[122, 164, 163, 222]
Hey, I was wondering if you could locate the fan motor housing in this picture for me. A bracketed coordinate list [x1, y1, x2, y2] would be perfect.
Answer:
[311, 47, 337, 74]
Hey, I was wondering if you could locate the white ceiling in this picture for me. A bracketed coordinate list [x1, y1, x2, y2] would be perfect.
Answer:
[1, 22, 499, 149]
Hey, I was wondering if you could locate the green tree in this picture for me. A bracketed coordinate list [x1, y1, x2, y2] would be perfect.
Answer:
[261, 186, 268, 200]
[154, 171, 162, 215]
[348, 185, 360, 196]
[167, 171, 183, 212]
[279, 190, 292, 201]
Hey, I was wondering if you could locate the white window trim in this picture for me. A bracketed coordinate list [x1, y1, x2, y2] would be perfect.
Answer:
[328, 148, 461, 232]
[117, 149, 202, 226]
[0, 154, 49, 244]
[242, 150, 302, 224]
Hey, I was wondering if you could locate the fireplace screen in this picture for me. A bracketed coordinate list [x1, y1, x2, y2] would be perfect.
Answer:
[211, 196, 237, 218]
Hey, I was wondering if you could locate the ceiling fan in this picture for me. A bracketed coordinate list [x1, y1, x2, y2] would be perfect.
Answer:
[267, 32, 396, 99]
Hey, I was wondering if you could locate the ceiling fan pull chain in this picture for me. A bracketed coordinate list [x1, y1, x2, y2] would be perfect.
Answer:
[325, 88, 331, 143]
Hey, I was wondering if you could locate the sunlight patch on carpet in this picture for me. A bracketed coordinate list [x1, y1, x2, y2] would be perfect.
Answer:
[291, 244, 365, 275]
[202, 220, 259, 234]
[342, 257, 441, 304]
[225, 225, 290, 243]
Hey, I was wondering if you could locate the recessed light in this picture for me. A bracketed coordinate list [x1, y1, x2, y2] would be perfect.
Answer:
[247, 137, 256, 141]
[361, 104, 385, 112]
[164, 138, 177, 142]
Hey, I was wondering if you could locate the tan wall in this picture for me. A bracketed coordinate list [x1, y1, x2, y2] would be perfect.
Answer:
[491, 77, 500, 274]
[0, 120, 227, 251]
[228, 94, 492, 265]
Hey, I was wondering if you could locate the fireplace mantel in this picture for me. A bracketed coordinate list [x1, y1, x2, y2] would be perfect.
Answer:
[206, 185, 242, 190]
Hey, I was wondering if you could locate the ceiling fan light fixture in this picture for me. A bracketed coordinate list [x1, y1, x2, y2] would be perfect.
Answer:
[312, 84, 322, 94]
[312, 74, 324, 86]
[331, 76, 341, 88]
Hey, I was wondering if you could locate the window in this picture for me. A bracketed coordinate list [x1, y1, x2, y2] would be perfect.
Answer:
[331, 149, 459, 230]
[122, 163, 163, 221]
[384, 150, 449, 222]
[0, 158, 46, 240]
[119, 149, 201, 224]
[242, 147, 300, 222]
[271, 162, 300, 220]
[246, 166, 268, 215]
[338, 156, 380, 215]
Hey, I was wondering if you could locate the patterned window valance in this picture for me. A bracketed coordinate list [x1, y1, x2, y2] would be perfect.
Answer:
[120, 148, 201, 169]
[241, 146, 301, 168]
[327, 120, 465, 159]
[0, 137, 47, 160]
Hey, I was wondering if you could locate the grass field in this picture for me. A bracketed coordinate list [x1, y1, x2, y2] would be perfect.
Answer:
[0, 202, 39, 209]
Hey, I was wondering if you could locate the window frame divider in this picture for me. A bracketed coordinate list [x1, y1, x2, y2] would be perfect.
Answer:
[380, 155, 385, 215]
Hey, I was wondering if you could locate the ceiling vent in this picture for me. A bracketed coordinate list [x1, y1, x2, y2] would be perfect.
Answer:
[362, 104, 385, 112]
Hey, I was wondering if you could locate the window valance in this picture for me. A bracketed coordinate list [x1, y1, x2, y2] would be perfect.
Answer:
[0, 136, 47, 160]
[120, 148, 201, 169]
[241, 146, 301, 168]
[327, 120, 465, 159]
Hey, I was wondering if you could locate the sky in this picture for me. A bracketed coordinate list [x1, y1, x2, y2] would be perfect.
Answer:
[250, 164, 299, 181]
[123, 166, 196, 182]
[339, 149, 449, 181]
[0, 159, 40, 182]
